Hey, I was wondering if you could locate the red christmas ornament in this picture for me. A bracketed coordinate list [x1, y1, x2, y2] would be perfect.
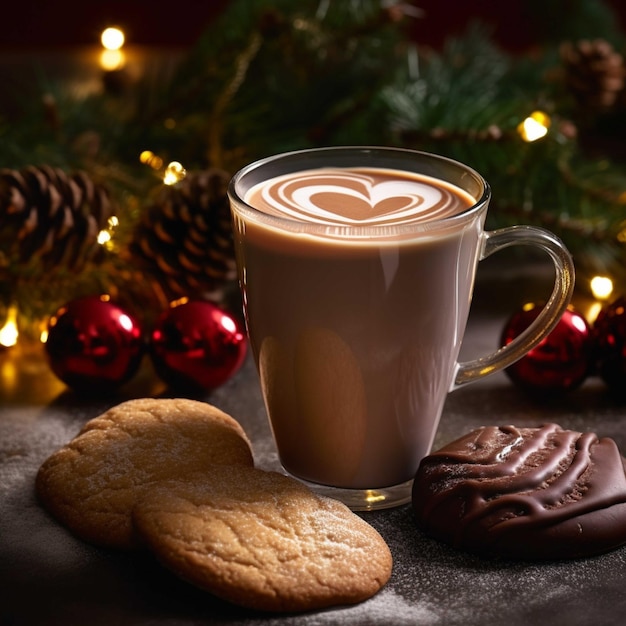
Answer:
[593, 295, 626, 395]
[44, 295, 144, 392]
[501, 303, 593, 394]
[150, 299, 247, 390]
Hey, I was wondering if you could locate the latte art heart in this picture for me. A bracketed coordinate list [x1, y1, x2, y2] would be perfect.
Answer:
[245, 168, 475, 227]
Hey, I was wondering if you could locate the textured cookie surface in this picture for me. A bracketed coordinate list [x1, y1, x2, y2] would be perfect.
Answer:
[36, 398, 253, 549]
[412, 423, 626, 560]
[133, 466, 392, 612]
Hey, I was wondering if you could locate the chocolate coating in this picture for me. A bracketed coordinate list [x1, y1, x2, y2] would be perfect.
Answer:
[412, 423, 626, 560]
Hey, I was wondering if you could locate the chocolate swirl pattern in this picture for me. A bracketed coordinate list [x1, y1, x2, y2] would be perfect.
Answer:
[245, 168, 474, 226]
[412, 423, 626, 560]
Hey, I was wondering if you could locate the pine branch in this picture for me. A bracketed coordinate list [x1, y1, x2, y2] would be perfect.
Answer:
[208, 32, 263, 168]
[2, 0, 626, 326]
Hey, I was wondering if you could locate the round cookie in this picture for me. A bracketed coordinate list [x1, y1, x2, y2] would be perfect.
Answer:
[36, 398, 254, 550]
[412, 423, 626, 560]
[132, 466, 392, 612]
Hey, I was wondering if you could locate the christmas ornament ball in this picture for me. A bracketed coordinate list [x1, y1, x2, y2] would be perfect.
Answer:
[501, 303, 593, 394]
[593, 296, 626, 395]
[150, 299, 247, 390]
[44, 296, 144, 392]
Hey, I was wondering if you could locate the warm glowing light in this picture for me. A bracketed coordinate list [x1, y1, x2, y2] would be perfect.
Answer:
[99, 25, 126, 72]
[365, 490, 386, 504]
[99, 49, 126, 71]
[585, 302, 603, 324]
[139, 150, 164, 170]
[590, 275, 614, 300]
[170, 297, 190, 308]
[40, 328, 49, 343]
[97, 229, 112, 245]
[101, 27, 125, 51]
[97, 216, 119, 248]
[1, 357, 18, 391]
[163, 161, 187, 185]
[0, 305, 19, 347]
[518, 111, 551, 142]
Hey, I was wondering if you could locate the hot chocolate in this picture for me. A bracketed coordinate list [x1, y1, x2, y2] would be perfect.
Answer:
[236, 167, 477, 489]
[245, 167, 474, 227]
[229, 147, 574, 509]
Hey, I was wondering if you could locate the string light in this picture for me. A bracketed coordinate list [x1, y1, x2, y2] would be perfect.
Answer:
[97, 230, 112, 245]
[163, 161, 187, 185]
[170, 297, 190, 308]
[139, 153, 186, 184]
[590, 275, 614, 300]
[139, 150, 164, 170]
[97, 216, 119, 250]
[101, 27, 125, 50]
[100, 27, 126, 71]
[0, 304, 19, 348]
[517, 111, 551, 142]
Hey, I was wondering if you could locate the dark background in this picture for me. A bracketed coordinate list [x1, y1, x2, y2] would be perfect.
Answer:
[2, 0, 626, 52]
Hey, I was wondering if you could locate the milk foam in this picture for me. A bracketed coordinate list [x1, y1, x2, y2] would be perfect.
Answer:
[245, 167, 475, 226]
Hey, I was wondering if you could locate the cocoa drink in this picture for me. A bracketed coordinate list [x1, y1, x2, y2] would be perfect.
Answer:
[228, 147, 574, 510]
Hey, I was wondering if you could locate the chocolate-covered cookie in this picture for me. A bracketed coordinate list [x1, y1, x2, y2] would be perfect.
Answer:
[412, 423, 626, 560]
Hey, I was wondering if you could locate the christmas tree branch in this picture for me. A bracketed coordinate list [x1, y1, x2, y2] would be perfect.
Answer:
[2, 0, 626, 326]
[208, 32, 263, 169]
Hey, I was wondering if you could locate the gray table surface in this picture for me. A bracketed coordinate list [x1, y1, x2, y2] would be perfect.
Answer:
[2, 254, 625, 626]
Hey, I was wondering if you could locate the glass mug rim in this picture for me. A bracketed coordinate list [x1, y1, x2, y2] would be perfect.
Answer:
[228, 145, 492, 240]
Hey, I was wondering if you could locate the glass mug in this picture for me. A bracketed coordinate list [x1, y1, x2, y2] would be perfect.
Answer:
[228, 146, 574, 510]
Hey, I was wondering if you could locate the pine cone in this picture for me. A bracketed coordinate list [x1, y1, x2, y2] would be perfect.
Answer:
[0, 165, 114, 272]
[129, 168, 237, 301]
[561, 39, 626, 111]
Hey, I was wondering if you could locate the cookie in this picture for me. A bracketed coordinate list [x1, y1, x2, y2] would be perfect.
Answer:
[412, 423, 626, 560]
[132, 466, 392, 612]
[36, 398, 254, 550]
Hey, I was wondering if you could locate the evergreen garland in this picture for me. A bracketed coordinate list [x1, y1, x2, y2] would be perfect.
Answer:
[1, 0, 625, 332]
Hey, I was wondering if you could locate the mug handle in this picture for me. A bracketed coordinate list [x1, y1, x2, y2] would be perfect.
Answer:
[452, 225, 575, 390]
